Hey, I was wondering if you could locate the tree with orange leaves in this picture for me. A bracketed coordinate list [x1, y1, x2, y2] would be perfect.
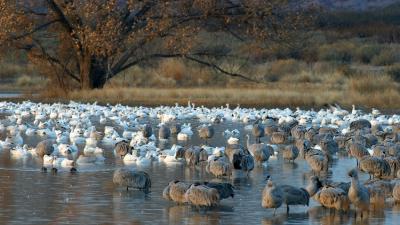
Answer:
[0, 0, 312, 89]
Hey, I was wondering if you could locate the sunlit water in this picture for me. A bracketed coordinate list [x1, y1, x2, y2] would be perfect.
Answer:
[0, 115, 399, 225]
[0, 93, 21, 99]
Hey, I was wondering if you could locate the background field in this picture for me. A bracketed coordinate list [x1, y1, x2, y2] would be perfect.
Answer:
[1, 3, 400, 109]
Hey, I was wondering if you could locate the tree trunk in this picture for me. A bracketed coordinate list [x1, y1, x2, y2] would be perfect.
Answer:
[80, 54, 108, 89]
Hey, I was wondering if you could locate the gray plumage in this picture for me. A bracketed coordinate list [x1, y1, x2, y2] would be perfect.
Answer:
[372, 145, 386, 157]
[270, 132, 287, 144]
[113, 168, 151, 192]
[319, 138, 339, 156]
[141, 124, 153, 138]
[364, 179, 394, 200]
[318, 127, 338, 136]
[198, 124, 214, 144]
[170, 123, 181, 135]
[291, 125, 306, 140]
[262, 176, 284, 215]
[282, 145, 299, 162]
[163, 180, 190, 204]
[334, 135, 351, 150]
[114, 140, 132, 158]
[176, 146, 208, 166]
[348, 168, 370, 217]
[246, 134, 272, 165]
[328, 181, 351, 194]
[184, 183, 220, 207]
[359, 155, 391, 179]
[350, 119, 371, 132]
[393, 182, 400, 203]
[304, 148, 329, 173]
[364, 134, 378, 147]
[387, 143, 400, 157]
[279, 185, 310, 213]
[225, 146, 244, 165]
[163, 182, 173, 201]
[305, 128, 318, 144]
[233, 152, 255, 176]
[158, 124, 171, 140]
[348, 142, 370, 166]
[36, 139, 55, 158]
[264, 124, 278, 136]
[206, 157, 232, 177]
[252, 121, 264, 143]
[314, 186, 350, 211]
[306, 176, 323, 197]
[203, 182, 234, 199]
[296, 139, 312, 158]
[384, 156, 400, 177]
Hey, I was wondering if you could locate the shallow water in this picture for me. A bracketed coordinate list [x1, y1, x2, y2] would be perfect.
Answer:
[0, 117, 398, 225]
[0, 93, 21, 99]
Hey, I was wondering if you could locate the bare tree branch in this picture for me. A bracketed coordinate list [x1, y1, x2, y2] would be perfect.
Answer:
[32, 39, 81, 82]
[6, 20, 59, 42]
[183, 55, 263, 83]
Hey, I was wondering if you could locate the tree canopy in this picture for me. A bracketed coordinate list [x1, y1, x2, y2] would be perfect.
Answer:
[0, 0, 311, 89]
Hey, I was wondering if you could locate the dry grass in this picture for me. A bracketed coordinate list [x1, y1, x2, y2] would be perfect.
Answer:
[32, 80, 400, 110]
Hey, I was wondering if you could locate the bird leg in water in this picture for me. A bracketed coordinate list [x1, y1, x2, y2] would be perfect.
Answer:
[286, 205, 290, 214]
[273, 208, 277, 216]
[126, 186, 129, 191]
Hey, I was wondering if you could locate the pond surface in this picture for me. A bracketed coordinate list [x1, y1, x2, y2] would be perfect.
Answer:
[0, 93, 22, 99]
[0, 115, 398, 225]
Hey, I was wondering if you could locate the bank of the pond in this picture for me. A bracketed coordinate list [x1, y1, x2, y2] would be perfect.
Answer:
[3, 86, 397, 112]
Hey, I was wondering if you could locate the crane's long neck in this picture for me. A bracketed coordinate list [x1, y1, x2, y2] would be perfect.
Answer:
[350, 176, 360, 189]
[247, 135, 250, 149]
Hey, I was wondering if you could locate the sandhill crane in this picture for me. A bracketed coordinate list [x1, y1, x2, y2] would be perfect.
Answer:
[304, 148, 329, 174]
[198, 124, 214, 144]
[141, 124, 153, 138]
[348, 168, 370, 218]
[348, 142, 370, 167]
[163, 180, 190, 204]
[203, 182, 234, 200]
[262, 176, 284, 215]
[359, 155, 391, 179]
[114, 140, 132, 159]
[246, 134, 272, 165]
[36, 139, 55, 158]
[113, 168, 151, 193]
[314, 186, 350, 212]
[252, 119, 264, 143]
[270, 132, 287, 145]
[350, 119, 371, 132]
[279, 185, 310, 213]
[184, 183, 220, 207]
[170, 123, 181, 135]
[158, 124, 171, 140]
[206, 157, 232, 177]
[282, 145, 299, 163]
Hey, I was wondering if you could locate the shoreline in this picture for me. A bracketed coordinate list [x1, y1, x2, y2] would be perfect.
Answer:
[1, 87, 399, 113]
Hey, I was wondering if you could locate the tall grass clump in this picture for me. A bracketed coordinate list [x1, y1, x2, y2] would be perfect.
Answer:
[354, 44, 382, 63]
[371, 47, 400, 66]
[387, 63, 400, 82]
[348, 74, 398, 94]
[318, 42, 357, 63]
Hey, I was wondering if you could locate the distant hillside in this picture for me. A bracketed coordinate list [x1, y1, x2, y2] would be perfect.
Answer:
[308, 0, 400, 11]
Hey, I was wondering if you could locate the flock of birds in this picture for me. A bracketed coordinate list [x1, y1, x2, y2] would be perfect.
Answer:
[1, 101, 400, 218]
